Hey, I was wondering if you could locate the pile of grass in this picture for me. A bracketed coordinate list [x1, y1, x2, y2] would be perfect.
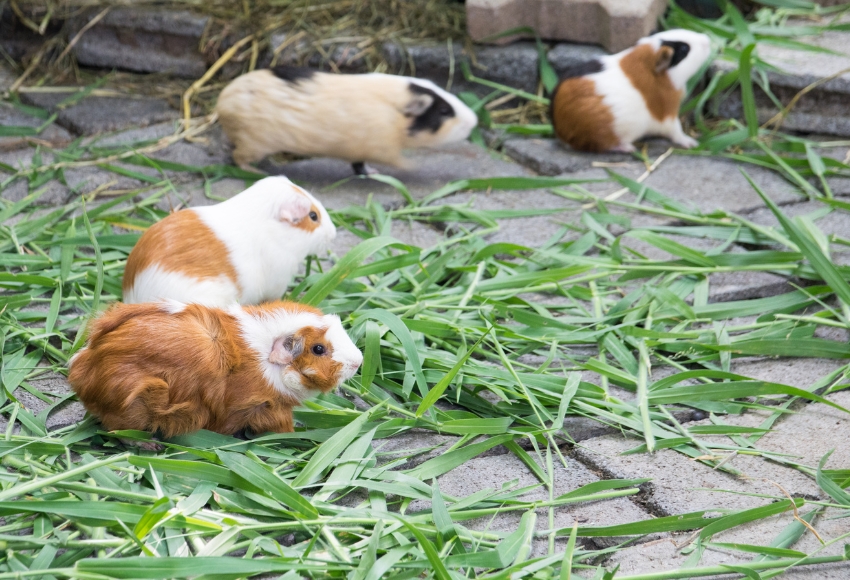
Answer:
[1, 0, 850, 577]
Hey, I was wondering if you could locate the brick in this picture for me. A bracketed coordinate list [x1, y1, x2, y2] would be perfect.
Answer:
[466, 0, 668, 53]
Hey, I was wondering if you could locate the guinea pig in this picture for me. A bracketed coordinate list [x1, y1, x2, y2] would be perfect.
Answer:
[215, 66, 479, 175]
[68, 300, 363, 437]
[550, 29, 712, 153]
[123, 176, 335, 307]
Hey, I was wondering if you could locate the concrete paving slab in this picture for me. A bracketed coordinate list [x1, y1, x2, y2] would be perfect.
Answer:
[498, 137, 804, 214]
[749, 389, 850, 471]
[573, 428, 822, 516]
[0, 371, 85, 433]
[733, 357, 846, 390]
[600, 509, 848, 578]
[622, 154, 803, 214]
[621, 233, 796, 303]
[411, 451, 653, 555]
[0, 102, 73, 151]
[20, 92, 178, 136]
[267, 141, 532, 210]
[373, 430, 462, 469]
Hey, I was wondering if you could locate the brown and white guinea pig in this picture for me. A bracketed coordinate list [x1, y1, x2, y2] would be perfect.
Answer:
[123, 176, 335, 307]
[550, 29, 712, 153]
[68, 300, 363, 437]
[215, 66, 479, 175]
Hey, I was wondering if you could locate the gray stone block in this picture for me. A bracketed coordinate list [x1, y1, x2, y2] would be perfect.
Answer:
[712, 20, 850, 138]
[383, 41, 540, 95]
[547, 43, 609, 78]
[0, 63, 15, 92]
[501, 137, 634, 176]
[19, 92, 178, 136]
[0, 101, 73, 151]
[466, 0, 668, 53]
[71, 8, 210, 78]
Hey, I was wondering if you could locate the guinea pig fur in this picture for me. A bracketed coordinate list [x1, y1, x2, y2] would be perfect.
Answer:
[215, 66, 479, 175]
[68, 300, 363, 437]
[123, 176, 335, 307]
[550, 29, 711, 153]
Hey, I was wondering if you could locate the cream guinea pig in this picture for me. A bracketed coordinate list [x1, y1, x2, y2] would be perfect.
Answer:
[123, 176, 335, 307]
[550, 29, 712, 153]
[68, 300, 363, 437]
[215, 66, 479, 175]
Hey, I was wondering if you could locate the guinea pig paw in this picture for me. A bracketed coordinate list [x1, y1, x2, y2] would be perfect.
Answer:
[610, 143, 637, 154]
[673, 136, 699, 149]
[119, 437, 163, 452]
[352, 162, 379, 176]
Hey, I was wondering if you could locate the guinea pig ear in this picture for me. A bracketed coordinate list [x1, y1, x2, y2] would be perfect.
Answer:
[269, 335, 304, 366]
[655, 45, 675, 74]
[278, 194, 313, 225]
[403, 93, 434, 117]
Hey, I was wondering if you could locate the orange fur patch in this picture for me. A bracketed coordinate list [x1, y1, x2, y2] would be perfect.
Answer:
[551, 77, 619, 153]
[68, 301, 315, 437]
[291, 326, 343, 392]
[123, 210, 240, 294]
[619, 44, 683, 122]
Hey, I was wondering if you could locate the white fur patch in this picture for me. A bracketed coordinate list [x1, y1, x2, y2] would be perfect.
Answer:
[195, 177, 336, 306]
[230, 305, 325, 400]
[124, 265, 239, 308]
[592, 55, 653, 147]
[324, 314, 363, 381]
[159, 299, 186, 315]
[68, 347, 86, 368]
[407, 78, 478, 143]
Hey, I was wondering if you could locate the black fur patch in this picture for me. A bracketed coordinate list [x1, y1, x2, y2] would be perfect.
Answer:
[661, 41, 691, 68]
[407, 83, 455, 135]
[557, 59, 604, 81]
[270, 66, 317, 84]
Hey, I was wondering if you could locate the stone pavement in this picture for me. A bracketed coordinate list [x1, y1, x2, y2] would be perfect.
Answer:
[3, 16, 850, 575]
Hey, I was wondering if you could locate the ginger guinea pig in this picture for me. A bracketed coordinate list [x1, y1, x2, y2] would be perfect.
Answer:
[551, 29, 712, 153]
[123, 176, 335, 307]
[215, 67, 479, 175]
[68, 300, 363, 437]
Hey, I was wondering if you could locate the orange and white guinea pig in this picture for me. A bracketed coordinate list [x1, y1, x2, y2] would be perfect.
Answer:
[550, 29, 712, 153]
[123, 176, 335, 307]
[68, 300, 363, 437]
[215, 67, 479, 175]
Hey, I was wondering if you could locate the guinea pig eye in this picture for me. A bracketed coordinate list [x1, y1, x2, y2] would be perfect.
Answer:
[309, 211, 318, 222]
[440, 105, 452, 115]
[311, 344, 325, 355]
